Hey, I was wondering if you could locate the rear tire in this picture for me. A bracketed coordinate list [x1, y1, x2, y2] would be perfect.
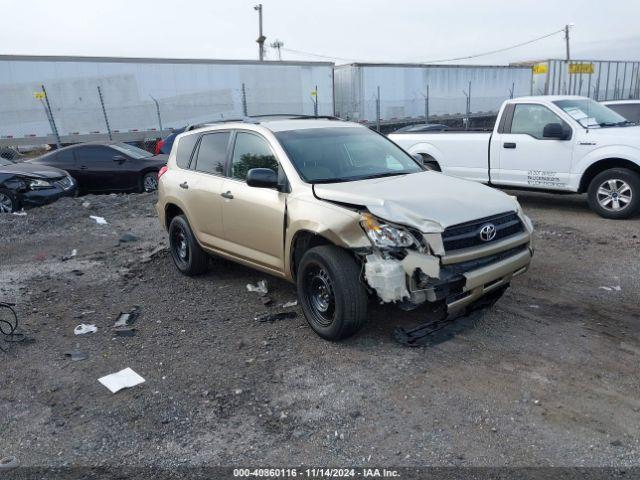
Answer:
[0, 189, 18, 213]
[297, 245, 368, 341]
[587, 168, 640, 219]
[141, 171, 159, 192]
[168, 215, 208, 275]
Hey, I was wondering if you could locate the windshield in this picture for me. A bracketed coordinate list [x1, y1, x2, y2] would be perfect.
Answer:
[111, 143, 154, 159]
[553, 99, 630, 127]
[0, 157, 13, 166]
[274, 127, 423, 183]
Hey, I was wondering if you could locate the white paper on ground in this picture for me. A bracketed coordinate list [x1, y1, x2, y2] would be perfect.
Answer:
[74, 324, 98, 335]
[89, 215, 108, 225]
[98, 368, 145, 393]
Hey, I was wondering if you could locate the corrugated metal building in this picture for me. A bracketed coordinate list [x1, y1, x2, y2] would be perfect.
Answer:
[0, 55, 334, 145]
[334, 63, 533, 124]
[525, 59, 640, 100]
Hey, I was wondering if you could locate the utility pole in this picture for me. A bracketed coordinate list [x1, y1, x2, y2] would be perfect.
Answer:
[149, 95, 163, 136]
[270, 39, 284, 61]
[254, 4, 265, 61]
[564, 23, 574, 63]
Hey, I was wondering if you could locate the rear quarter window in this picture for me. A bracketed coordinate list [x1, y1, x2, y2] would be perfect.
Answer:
[175, 134, 199, 169]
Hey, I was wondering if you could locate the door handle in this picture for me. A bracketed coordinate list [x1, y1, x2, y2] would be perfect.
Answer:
[503, 142, 516, 149]
[221, 191, 234, 199]
[179, 181, 189, 189]
[80, 166, 88, 170]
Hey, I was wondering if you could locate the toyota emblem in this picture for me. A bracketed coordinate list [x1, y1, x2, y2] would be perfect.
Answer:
[479, 223, 497, 242]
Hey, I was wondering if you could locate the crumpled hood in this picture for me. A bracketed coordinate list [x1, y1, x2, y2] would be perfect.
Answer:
[313, 171, 518, 232]
[0, 162, 68, 179]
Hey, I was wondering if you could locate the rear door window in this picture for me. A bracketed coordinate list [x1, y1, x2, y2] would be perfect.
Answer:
[193, 132, 230, 175]
[175, 134, 199, 169]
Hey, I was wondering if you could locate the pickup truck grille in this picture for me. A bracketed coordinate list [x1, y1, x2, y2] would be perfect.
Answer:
[442, 211, 523, 252]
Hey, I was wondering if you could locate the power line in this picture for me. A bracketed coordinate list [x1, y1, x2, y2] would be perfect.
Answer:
[417, 28, 566, 63]
[281, 27, 567, 64]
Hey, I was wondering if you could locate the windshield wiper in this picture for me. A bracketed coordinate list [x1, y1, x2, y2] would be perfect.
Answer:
[349, 171, 410, 181]
[599, 120, 636, 127]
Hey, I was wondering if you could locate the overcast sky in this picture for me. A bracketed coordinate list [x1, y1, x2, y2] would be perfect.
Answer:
[2, 0, 640, 65]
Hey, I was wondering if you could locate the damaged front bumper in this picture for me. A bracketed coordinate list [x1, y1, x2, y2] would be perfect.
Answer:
[364, 226, 533, 314]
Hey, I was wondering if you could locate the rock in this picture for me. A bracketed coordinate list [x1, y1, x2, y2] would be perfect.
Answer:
[119, 233, 139, 243]
[610, 440, 623, 447]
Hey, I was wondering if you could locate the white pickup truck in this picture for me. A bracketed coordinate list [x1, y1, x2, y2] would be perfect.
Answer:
[389, 95, 640, 219]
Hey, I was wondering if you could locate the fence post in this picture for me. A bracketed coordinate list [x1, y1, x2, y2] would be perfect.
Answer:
[241, 83, 248, 117]
[509, 82, 515, 99]
[376, 86, 381, 132]
[150, 95, 163, 135]
[423, 85, 429, 124]
[463, 81, 471, 130]
[97, 86, 113, 141]
[41, 85, 61, 148]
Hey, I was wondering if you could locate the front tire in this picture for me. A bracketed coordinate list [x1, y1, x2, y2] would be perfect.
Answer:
[168, 215, 208, 275]
[297, 245, 368, 341]
[0, 189, 18, 213]
[587, 168, 640, 219]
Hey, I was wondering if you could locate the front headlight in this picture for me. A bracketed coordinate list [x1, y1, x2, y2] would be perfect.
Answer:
[28, 179, 53, 190]
[360, 213, 417, 249]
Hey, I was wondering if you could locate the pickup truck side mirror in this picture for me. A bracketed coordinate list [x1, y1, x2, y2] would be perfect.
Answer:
[247, 168, 278, 189]
[543, 123, 569, 140]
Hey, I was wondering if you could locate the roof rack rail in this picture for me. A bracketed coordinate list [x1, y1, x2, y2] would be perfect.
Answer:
[186, 114, 343, 131]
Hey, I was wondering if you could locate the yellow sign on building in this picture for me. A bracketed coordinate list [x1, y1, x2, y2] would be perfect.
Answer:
[569, 63, 595, 74]
[33, 91, 46, 100]
[532, 63, 548, 75]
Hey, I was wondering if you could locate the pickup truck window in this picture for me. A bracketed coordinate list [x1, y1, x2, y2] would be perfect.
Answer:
[231, 132, 278, 181]
[275, 127, 422, 183]
[510, 104, 566, 139]
[553, 99, 628, 127]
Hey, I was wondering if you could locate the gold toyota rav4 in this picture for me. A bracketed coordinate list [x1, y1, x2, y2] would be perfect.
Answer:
[156, 116, 534, 341]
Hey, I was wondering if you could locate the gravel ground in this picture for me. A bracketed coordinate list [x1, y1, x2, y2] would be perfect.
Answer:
[0, 191, 639, 470]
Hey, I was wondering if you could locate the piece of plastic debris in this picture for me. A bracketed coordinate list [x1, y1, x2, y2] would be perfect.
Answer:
[119, 232, 139, 243]
[61, 249, 77, 261]
[114, 327, 137, 337]
[0, 456, 19, 471]
[246, 280, 268, 295]
[89, 215, 108, 225]
[98, 367, 145, 393]
[281, 300, 298, 308]
[255, 311, 297, 323]
[12, 211, 26, 216]
[599, 285, 621, 292]
[82, 201, 91, 208]
[260, 296, 273, 306]
[113, 306, 141, 328]
[74, 324, 97, 335]
[65, 345, 89, 362]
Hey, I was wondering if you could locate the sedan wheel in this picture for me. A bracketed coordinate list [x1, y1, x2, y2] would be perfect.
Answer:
[0, 192, 15, 213]
[142, 172, 159, 192]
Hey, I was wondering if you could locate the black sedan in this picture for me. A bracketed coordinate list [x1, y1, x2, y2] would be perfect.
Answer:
[0, 157, 77, 213]
[27, 142, 167, 194]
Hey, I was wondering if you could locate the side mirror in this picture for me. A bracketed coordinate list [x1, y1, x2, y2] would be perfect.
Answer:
[112, 155, 127, 163]
[412, 154, 424, 165]
[247, 168, 278, 189]
[543, 123, 568, 140]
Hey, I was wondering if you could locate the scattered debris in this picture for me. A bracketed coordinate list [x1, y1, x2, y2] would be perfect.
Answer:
[1, 302, 28, 351]
[12, 211, 27, 217]
[98, 367, 145, 393]
[119, 232, 139, 243]
[246, 280, 268, 295]
[281, 300, 298, 308]
[599, 285, 622, 292]
[610, 439, 623, 447]
[255, 311, 297, 323]
[65, 345, 89, 362]
[0, 456, 19, 471]
[61, 249, 77, 261]
[74, 324, 98, 335]
[260, 296, 273, 306]
[70, 269, 84, 276]
[81, 201, 91, 208]
[112, 306, 141, 336]
[89, 215, 108, 225]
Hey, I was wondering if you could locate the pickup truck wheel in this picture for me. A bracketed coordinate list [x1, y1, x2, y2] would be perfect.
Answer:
[587, 168, 640, 219]
[297, 245, 368, 341]
[168, 215, 208, 275]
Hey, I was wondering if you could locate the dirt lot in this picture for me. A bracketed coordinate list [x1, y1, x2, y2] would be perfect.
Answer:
[1, 191, 639, 469]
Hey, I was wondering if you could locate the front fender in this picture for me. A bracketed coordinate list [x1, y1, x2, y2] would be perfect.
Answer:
[573, 144, 640, 175]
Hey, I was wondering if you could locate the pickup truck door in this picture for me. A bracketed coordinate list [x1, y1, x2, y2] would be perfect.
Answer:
[492, 103, 574, 190]
[219, 131, 287, 273]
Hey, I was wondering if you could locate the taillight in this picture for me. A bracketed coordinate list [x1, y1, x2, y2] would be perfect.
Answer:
[155, 139, 165, 154]
[158, 166, 168, 179]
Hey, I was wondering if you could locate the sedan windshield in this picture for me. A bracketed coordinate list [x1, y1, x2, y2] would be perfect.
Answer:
[553, 99, 630, 127]
[112, 143, 154, 159]
[275, 127, 423, 183]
